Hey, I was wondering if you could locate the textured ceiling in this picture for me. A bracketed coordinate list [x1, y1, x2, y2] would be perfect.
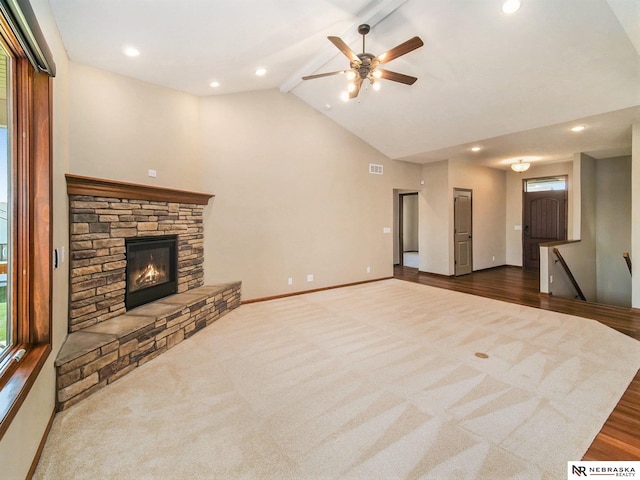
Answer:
[49, 0, 640, 169]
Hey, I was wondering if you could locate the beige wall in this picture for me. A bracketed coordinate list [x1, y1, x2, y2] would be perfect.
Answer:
[449, 160, 506, 271]
[199, 89, 421, 300]
[66, 65, 426, 300]
[419, 161, 449, 274]
[632, 123, 640, 307]
[505, 161, 574, 266]
[419, 160, 506, 275]
[578, 153, 597, 300]
[68, 63, 203, 191]
[596, 156, 632, 306]
[0, 0, 70, 478]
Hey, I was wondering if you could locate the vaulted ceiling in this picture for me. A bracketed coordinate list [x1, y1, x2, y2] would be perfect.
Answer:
[49, 0, 640, 169]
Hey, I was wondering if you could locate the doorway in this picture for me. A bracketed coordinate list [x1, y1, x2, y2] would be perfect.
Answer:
[454, 189, 472, 276]
[522, 176, 568, 269]
[399, 193, 419, 268]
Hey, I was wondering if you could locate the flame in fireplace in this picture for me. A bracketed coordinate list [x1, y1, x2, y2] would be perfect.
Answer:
[134, 255, 163, 288]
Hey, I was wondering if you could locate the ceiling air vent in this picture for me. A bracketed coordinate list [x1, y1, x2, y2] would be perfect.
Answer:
[369, 163, 383, 175]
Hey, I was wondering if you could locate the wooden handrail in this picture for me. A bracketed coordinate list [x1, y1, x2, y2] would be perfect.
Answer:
[623, 252, 632, 276]
[552, 248, 586, 301]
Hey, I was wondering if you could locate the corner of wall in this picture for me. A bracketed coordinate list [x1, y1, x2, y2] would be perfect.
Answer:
[631, 123, 640, 307]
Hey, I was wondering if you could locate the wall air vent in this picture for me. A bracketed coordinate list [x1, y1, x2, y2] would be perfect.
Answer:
[369, 163, 384, 175]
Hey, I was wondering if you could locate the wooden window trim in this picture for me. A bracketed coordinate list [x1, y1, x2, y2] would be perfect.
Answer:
[0, 13, 52, 440]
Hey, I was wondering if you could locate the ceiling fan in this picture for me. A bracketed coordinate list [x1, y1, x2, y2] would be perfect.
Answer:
[302, 24, 424, 100]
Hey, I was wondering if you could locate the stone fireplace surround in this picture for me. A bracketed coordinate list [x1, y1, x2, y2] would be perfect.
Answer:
[56, 175, 241, 410]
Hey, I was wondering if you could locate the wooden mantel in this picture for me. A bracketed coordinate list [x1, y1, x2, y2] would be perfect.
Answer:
[65, 174, 214, 205]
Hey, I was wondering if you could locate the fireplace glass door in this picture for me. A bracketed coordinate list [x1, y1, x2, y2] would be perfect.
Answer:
[125, 235, 177, 310]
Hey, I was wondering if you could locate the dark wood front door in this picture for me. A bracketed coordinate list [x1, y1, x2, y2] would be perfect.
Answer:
[523, 190, 567, 269]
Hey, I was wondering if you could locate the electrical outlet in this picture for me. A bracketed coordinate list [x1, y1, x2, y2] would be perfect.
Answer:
[492, 256, 495, 262]
[306, 274, 314, 282]
[550, 275, 554, 284]
[366, 266, 371, 273]
[287, 277, 293, 285]
[148, 169, 157, 178]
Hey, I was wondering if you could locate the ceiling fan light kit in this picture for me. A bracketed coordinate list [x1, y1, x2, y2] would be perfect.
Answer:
[302, 24, 423, 100]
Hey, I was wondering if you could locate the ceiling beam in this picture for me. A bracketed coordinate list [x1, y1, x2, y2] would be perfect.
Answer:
[279, 0, 409, 93]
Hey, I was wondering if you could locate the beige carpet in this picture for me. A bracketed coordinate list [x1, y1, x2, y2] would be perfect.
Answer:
[34, 279, 640, 479]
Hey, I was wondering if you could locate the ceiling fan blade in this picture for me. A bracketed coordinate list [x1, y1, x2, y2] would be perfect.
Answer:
[328, 36, 360, 64]
[377, 69, 418, 85]
[349, 77, 363, 99]
[302, 70, 348, 81]
[376, 36, 424, 65]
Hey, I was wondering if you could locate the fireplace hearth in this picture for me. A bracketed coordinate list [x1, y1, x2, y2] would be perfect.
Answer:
[125, 235, 177, 310]
[60, 176, 245, 409]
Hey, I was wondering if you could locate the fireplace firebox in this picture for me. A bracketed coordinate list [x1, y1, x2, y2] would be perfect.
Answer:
[125, 235, 178, 310]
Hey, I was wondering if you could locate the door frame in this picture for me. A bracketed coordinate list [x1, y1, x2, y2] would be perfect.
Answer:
[399, 192, 419, 267]
[454, 188, 473, 276]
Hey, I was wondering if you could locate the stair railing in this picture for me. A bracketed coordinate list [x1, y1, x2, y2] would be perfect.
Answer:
[552, 248, 586, 301]
[623, 252, 632, 276]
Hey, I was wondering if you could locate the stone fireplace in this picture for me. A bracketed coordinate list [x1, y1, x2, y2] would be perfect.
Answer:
[56, 175, 241, 410]
[66, 175, 211, 332]
[125, 235, 178, 309]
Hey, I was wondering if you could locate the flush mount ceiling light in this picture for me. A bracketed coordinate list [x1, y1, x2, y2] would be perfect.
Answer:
[302, 24, 423, 100]
[511, 159, 531, 172]
[502, 0, 522, 14]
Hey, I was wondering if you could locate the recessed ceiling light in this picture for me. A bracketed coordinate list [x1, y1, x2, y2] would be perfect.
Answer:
[502, 0, 522, 14]
[122, 46, 140, 57]
[209, 81, 220, 88]
[255, 67, 267, 76]
[471, 146, 481, 152]
[571, 125, 586, 132]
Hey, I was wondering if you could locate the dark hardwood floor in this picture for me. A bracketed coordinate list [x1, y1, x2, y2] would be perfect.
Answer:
[394, 265, 640, 461]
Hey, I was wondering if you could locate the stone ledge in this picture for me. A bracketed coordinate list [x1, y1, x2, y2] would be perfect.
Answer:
[55, 281, 241, 410]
